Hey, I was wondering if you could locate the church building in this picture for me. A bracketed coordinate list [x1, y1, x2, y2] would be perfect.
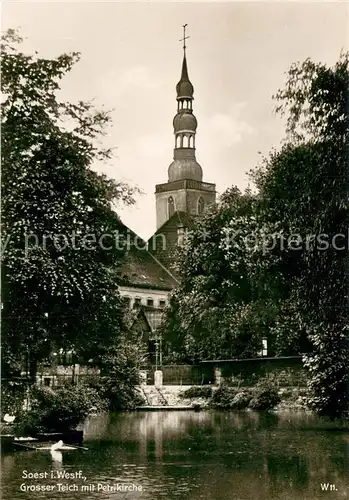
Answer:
[118, 28, 216, 362]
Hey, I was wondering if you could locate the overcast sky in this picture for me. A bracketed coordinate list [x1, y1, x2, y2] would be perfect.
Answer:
[3, 1, 348, 239]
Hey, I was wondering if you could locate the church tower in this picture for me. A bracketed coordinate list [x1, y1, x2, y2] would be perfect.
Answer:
[155, 26, 216, 230]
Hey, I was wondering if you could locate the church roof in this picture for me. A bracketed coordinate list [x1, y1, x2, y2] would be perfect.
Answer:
[153, 210, 193, 233]
[117, 222, 178, 290]
[147, 211, 193, 274]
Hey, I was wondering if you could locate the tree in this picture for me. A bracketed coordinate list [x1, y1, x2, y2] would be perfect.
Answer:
[1, 30, 139, 378]
[252, 54, 349, 419]
[161, 187, 263, 362]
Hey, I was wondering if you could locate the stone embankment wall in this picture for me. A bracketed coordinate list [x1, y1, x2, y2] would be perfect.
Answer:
[140, 385, 211, 408]
[138, 385, 309, 410]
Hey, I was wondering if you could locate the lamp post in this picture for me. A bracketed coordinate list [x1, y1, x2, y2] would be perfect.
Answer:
[155, 336, 158, 371]
[159, 336, 163, 367]
[67, 350, 76, 384]
[154, 331, 163, 369]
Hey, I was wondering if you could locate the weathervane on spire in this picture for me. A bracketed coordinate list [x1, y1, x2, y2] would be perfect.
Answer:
[179, 24, 190, 53]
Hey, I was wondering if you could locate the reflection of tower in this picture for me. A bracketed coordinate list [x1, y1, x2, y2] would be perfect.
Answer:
[139, 414, 148, 460]
[154, 414, 163, 462]
[155, 25, 216, 230]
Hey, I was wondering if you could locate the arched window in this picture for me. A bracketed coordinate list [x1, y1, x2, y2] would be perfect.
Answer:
[198, 197, 205, 214]
[168, 196, 175, 218]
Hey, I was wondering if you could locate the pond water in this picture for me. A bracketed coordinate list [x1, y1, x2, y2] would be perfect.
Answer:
[2, 410, 349, 499]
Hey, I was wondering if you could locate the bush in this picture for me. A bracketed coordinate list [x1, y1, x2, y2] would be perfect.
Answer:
[96, 339, 147, 411]
[210, 385, 237, 409]
[209, 386, 252, 410]
[93, 358, 145, 411]
[96, 377, 145, 411]
[249, 379, 281, 411]
[230, 390, 253, 409]
[15, 383, 107, 435]
[1, 380, 27, 417]
[75, 339, 147, 411]
[279, 388, 294, 400]
[180, 386, 212, 399]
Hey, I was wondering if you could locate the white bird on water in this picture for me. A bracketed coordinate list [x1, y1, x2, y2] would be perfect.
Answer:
[50, 440, 64, 451]
[3, 414, 16, 423]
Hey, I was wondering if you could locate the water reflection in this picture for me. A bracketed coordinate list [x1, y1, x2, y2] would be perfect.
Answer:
[2, 410, 349, 499]
[50, 450, 63, 467]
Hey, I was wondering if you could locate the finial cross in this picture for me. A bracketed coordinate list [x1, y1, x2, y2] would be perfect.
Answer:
[179, 24, 190, 51]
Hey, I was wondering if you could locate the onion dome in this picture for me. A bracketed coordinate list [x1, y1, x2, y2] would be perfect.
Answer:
[173, 112, 197, 132]
[168, 26, 203, 183]
[176, 56, 194, 99]
[168, 158, 203, 182]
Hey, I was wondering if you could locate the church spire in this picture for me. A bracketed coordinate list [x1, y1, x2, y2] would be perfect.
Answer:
[176, 24, 193, 100]
[168, 25, 202, 183]
[154, 25, 216, 230]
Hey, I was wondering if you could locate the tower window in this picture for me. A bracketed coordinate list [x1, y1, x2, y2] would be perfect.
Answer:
[168, 196, 175, 218]
[198, 197, 205, 214]
[147, 298, 154, 307]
